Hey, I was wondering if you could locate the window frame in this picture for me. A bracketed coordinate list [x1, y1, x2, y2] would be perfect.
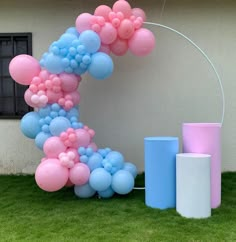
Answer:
[0, 32, 33, 119]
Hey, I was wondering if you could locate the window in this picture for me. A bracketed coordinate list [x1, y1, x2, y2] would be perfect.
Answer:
[0, 33, 32, 118]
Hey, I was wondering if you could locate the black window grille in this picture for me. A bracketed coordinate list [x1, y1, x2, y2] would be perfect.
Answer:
[0, 33, 32, 119]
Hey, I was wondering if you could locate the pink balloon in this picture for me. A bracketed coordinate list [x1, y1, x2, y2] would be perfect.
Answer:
[69, 163, 90, 185]
[131, 8, 146, 22]
[39, 70, 50, 80]
[75, 129, 91, 148]
[99, 23, 117, 45]
[110, 37, 128, 56]
[24, 89, 37, 108]
[46, 90, 63, 103]
[66, 148, 80, 162]
[98, 44, 111, 54]
[9, 55, 41, 85]
[44, 136, 67, 158]
[60, 73, 80, 92]
[94, 5, 112, 21]
[75, 13, 93, 33]
[88, 142, 98, 152]
[118, 19, 134, 39]
[35, 159, 69, 192]
[68, 91, 80, 106]
[128, 28, 155, 56]
[113, 0, 132, 18]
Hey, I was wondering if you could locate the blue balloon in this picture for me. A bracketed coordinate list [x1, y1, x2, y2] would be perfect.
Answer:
[112, 170, 134, 195]
[44, 53, 64, 74]
[66, 107, 79, 119]
[88, 52, 114, 80]
[98, 186, 115, 198]
[20, 112, 41, 139]
[105, 151, 124, 174]
[38, 105, 51, 117]
[123, 162, 138, 178]
[49, 117, 71, 136]
[87, 153, 103, 171]
[66, 27, 80, 37]
[89, 168, 112, 192]
[74, 183, 96, 198]
[58, 33, 77, 48]
[79, 30, 101, 54]
[35, 132, 52, 150]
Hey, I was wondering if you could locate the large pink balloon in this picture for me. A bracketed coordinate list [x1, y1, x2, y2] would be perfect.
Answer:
[69, 163, 90, 185]
[94, 5, 112, 21]
[35, 159, 69, 192]
[99, 23, 117, 45]
[43, 136, 67, 158]
[9, 54, 41, 85]
[110, 38, 128, 56]
[75, 13, 93, 33]
[113, 0, 132, 18]
[60, 73, 80, 92]
[128, 28, 155, 56]
[132, 8, 146, 21]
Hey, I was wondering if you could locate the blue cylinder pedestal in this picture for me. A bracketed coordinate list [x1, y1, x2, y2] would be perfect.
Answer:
[144, 137, 179, 209]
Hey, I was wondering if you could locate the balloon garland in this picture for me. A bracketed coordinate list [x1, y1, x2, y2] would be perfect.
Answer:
[9, 0, 155, 198]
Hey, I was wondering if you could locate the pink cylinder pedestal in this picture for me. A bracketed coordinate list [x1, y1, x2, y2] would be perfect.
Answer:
[182, 123, 221, 208]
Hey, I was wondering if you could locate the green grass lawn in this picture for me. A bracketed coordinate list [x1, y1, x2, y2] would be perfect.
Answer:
[0, 173, 235, 242]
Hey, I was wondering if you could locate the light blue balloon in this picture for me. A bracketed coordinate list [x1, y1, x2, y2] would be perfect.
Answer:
[66, 107, 79, 119]
[89, 168, 112, 192]
[106, 151, 124, 174]
[66, 27, 80, 37]
[98, 186, 115, 199]
[35, 132, 52, 150]
[58, 33, 77, 48]
[87, 153, 103, 171]
[88, 52, 114, 80]
[38, 105, 51, 117]
[20, 112, 41, 139]
[79, 30, 101, 54]
[123, 162, 138, 178]
[112, 170, 134, 195]
[49, 117, 71, 136]
[74, 183, 96, 198]
[44, 53, 64, 74]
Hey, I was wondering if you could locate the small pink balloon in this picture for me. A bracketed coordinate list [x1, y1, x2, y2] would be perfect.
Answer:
[94, 5, 112, 21]
[24, 89, 37, 108]
[60, 73, 80, 92]
[68, 91, 80, 106]
[118, 19, 134, 39]
[131, 8, 146, 22]
[39, 70, 50, 80]
[75, 129, 91, 147]
[110, 37, 128, 56]
[113, 0, 132, 18]
[44, 136, 67, 158]
[128, 28, 155, 56]
[46, 90, 63, 103]
[35, 159, 69, 192]
[98, 44, 111, 54]
[99, 22, 117, 45]
[75, 13, 93, 33]
[69, 163, 90, 186]
[66, 148, 80, 162]
[9, 55, 41, 85]
[88, 142, 98, 152]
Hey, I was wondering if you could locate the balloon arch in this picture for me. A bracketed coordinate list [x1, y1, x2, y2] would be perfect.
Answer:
[9, 0, 156, 198]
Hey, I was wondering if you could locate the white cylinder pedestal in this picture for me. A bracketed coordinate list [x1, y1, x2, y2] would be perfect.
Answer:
[176, 153, 211, 218]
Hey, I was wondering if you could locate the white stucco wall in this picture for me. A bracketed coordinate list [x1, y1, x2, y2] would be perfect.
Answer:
[0, 0, 235, 174]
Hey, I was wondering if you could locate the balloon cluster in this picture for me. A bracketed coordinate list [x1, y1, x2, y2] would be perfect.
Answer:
[8, 0, 155, 198]
[76, 1, 155, 56]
